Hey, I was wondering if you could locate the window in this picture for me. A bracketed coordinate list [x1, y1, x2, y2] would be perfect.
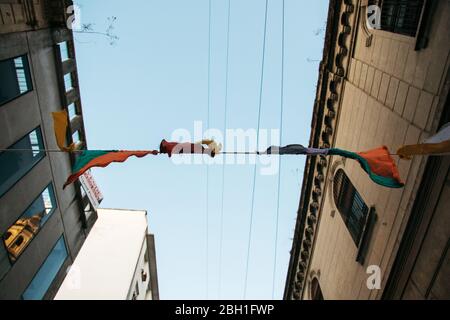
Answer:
[135, 282, 140, 296]
[72, 131, 80, 144]
[64, 73, 73, 92]
[0, 242, 11, 281]
[311, 278, 324, 300]
[3, 184, 57, 262]
[333, 169, 369, 245]
[141, 269, 148, 282]
[0, 127, 46, 197]
[0, 55, 32, 105]
[58, 42, 70, 61]
[379, 0, 424, 37]
[22, 236, 68, 300]
[67, 103, 77, 119]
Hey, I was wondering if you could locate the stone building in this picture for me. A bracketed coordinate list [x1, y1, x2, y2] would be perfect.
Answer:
[0, 0, 98, 299]
[284, 0, 449, 300]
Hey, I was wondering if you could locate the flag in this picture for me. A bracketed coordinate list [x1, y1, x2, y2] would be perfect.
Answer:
[196, 139, 222, 155]
[259, 144, 329, 155]
[159, 139, 221, 157]
[397, 123, 450, 159]
[52, 110, 77, 152]
[63, 150, 158, 188]
[329, 146, 404, 188]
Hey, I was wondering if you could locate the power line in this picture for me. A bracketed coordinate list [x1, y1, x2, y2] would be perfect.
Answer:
[272, 0, 285, 300]
[205, 0, 212, 300]
[243, 0, 269, 299]
[218, 0, 232, 299]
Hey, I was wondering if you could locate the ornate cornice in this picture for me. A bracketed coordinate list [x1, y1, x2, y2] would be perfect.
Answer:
[284, 0, 358, 300]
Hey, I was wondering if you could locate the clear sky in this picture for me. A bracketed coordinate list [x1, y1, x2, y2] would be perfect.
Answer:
[73, 0, 328, 300]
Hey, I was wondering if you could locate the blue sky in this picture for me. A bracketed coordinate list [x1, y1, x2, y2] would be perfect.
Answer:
[73, 0, 328, 300]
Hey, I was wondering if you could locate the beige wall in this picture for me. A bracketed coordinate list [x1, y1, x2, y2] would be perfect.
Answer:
[305, 0, 450, 300]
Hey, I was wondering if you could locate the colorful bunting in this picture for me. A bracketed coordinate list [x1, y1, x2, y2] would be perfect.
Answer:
[258, 145, 403, 188]
[328, 146, 404, 188]
[159, 139, 222, 158]
[52, 110, 403, 189]
[52, 111, 77, 152]
[397, 123, 450, 159]
[63, 150, 158, 188]
[259, 144, 329, 155]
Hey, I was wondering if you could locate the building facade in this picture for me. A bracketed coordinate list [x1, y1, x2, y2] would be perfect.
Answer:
[55, 209, 160, 300]
[285, 0, 449, 300]
[0, 0, 97, 299]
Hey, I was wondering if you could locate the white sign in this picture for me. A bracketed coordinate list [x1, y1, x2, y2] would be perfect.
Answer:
[79, 171, 103, 210]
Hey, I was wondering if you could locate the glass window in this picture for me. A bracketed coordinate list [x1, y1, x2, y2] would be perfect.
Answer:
[333, 169, 369, 245]
[0, 242, 11, 281]
[58, 42, 69, 61]
[22, 236, 68, 300]
[67, 103, 77, 119]
[64, 73, 73, 92]
[379, 0, 424, 37]
[72, 131, 80, 144]
[0, 127, 46, 197]
[2, 184, 57, 262]
[0, 55, 33, 105]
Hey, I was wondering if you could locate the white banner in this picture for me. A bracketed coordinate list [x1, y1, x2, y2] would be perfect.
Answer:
[79, 170, 103, 210]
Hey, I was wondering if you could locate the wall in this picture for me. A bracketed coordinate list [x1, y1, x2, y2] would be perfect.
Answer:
[0, 28, 86, 299]
[303, 0, 449, 300]
[55, 209, 151, 300]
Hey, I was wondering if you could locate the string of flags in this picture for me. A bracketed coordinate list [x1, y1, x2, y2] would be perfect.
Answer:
[46, 110, 449, 189]
[258, 145, 403, 188]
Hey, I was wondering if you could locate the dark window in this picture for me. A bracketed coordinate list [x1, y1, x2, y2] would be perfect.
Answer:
[14, 236, 24, 247]
[0, 55, 33, 106]
[3, 184, 57, 262]
[311, 278, 324, 300]
[333, 169, 369, 245]
[0, 127, 46, 197]
[380, 0, 424, 37]
[0, 242, 11, 281]
[22, 236, 68, 300]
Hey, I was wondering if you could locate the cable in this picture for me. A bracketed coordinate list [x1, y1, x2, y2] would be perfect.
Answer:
[205, 0, 212, 300]
[218, 0, 232, 299]
[243, 0, 269, 299]
[272, 0, 285, 300]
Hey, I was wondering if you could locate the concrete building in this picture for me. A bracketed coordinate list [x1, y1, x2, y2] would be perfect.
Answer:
[0, 0, 98, 299]
[55, 209, 159, 300]
[285, 0, 449, 300]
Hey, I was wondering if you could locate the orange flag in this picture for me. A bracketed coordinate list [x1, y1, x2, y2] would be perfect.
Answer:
[52, 110, 77, 152]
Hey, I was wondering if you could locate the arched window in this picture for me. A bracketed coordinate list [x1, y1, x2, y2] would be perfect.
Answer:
[333, 169, 369, 246]
[310, 278, 324, 300]
[14, 236, 24, 247]
[369, 0, 424, 37]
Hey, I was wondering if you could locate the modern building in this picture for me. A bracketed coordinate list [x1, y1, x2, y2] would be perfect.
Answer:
[285, 0, 449, 300]
[55, 209, 159, 300]
[0, 0, 98, 299]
